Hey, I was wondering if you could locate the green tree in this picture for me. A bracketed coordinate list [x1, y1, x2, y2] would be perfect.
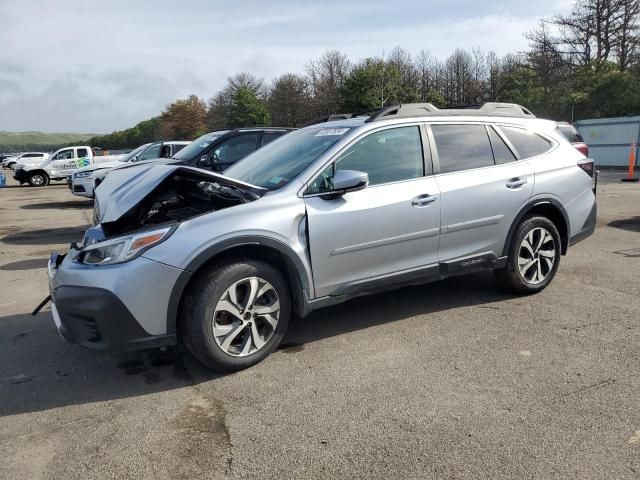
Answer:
[341, 58, 418, 112]
[228, 86, 270, 128]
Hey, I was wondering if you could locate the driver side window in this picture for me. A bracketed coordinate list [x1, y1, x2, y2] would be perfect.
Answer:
[306, 126, 424, 194]
[54, 149, 74, 160]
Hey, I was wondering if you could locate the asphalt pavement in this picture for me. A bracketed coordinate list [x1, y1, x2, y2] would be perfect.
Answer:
[0, 171, 639, 479]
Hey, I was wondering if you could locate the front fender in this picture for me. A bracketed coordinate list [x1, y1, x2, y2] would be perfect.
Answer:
[162, 234, 313, 334]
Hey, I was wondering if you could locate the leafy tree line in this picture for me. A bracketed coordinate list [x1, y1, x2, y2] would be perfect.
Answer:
[90, 0, 640, 149]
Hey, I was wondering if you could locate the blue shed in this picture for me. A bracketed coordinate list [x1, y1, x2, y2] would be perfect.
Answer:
[574, 116, 640, 168]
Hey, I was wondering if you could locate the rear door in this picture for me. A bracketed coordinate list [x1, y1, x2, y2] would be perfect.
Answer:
[431, 123, 535, 263]
[304, 124, 441, 297]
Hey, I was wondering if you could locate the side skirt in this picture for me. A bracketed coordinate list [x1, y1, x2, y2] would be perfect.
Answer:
[304, 252, 507, 315]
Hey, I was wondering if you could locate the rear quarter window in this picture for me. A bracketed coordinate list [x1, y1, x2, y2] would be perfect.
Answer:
[500, 126, 552, 159]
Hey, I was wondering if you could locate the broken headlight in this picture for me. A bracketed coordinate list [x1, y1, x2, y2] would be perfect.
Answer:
[78, 226, 174, 265]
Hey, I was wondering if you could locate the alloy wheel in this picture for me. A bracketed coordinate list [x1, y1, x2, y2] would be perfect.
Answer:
[30, 174, 44, 186]
[212, 276, 280, 357]
[518, 227, 556, 285]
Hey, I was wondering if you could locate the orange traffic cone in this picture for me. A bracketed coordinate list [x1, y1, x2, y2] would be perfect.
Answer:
[621, 142, 639, 182]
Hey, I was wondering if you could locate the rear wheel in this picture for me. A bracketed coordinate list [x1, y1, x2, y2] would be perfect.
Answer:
[182, 259, 291, 372]
[495, 215, 561, 294]
[27, 172, 49, 187]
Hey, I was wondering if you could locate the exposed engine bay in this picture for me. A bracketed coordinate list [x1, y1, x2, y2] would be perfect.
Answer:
[99, 168, 263, 237]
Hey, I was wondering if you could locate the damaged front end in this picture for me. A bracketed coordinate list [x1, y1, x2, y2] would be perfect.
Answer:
[78, 165, 266, 263]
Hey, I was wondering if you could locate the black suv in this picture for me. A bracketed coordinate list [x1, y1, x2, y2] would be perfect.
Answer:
[93, 128, 294, 188]
[169, 128, 294, 172]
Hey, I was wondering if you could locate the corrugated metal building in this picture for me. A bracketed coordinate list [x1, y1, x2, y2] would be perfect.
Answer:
[575, 116, 640, 168]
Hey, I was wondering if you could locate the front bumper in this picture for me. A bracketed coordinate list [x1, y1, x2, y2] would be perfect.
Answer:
[50, 285, 176, 350]
[48, 249, 183, 352]
[13, 168, 27, 183]
[71, 176, 94, 198]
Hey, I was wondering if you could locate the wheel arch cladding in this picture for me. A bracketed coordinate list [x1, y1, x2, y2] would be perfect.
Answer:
[167, 237, 310, 335]
[502, 199, 570, 257]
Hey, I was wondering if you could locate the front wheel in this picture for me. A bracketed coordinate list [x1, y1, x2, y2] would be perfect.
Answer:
[182, 259, 291, 372]
[27, 172, 49, 187]
[495, 215, 561, 294]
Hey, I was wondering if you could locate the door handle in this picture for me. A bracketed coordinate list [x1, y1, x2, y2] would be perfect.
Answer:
[506, 178, 527, 189]
[411, 194, 437, 206]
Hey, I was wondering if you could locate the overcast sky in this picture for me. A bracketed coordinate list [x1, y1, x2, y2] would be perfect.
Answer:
[0, 0, 572, 133]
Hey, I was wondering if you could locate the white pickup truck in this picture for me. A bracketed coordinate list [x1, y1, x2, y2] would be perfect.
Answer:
[13, 146, 124, 186]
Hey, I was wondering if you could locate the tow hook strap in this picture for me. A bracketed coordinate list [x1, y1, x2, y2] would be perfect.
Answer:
[32, 295, 51, 316]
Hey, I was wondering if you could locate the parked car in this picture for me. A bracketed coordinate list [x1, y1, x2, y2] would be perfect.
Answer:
[14, 146, 121, 186]
[1, 154, 18, 169]
[12, 152, 50, 169]
[70, 141, 190, 198]
[557, 122, 589, 156]
[46, 103, 596, 372]
[2, 152, 47, 169]
[88, 127, 293, 194]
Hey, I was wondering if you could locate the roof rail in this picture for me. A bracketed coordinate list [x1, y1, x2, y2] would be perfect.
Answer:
[303, 113, 355, 127]
[364, 102, 535, 122]
[365, 103, 439, 123]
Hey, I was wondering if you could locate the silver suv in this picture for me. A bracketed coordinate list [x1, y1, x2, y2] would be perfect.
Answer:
[46, 103, 597, 372]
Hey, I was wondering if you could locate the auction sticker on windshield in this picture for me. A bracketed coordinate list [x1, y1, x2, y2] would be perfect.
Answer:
[315, 128, 350, 136]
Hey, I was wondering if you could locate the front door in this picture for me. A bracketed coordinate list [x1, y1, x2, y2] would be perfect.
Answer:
[304, 125, 441, 297]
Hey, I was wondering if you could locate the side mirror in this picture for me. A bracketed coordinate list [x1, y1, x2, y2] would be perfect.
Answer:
[198, 155, 213, 168]
[130, 155, 138, 162]
[323, 170, 368, 199]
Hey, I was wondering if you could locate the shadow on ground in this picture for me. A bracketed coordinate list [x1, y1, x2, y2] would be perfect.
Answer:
[608, 216, 640, 232]
[0, 226, 88, 245]
[0, 271, 514, 417]
[0, 258, 48, 271]
[20, 200, 93, 210]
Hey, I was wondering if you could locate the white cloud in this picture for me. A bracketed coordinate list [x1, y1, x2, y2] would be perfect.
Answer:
[0, 0, 567, 132]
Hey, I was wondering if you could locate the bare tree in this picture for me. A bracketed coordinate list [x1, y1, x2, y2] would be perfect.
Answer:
[267, 73, 313, 127]
[306, 50, 351, 114]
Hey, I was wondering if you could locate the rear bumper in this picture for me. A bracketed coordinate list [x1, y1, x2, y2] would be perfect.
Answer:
[569, 201, 597, 246]
[51, 285, 176, 351]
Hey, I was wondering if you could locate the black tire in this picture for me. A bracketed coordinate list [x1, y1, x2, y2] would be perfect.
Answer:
[27, 172, 49, 187]
[182, 259, 291, 372]
[495, 215, 561, 294]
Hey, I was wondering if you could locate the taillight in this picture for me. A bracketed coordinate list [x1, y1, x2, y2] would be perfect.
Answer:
[574, 143, 589, 156]
[578, 159, 595, 177]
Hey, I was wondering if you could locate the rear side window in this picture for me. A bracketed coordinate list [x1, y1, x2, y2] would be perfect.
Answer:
[557, 125, 584, 143]
[432, 124, 494, 174]
[487, 127, 516, 164]
[500, 126, 552, 159]
[76, 148, 89, 158]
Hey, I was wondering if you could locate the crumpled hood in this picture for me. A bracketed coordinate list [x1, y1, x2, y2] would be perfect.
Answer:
[94, 163, 265, 224]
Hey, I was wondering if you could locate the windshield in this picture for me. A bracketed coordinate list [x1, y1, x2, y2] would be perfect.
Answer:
[224, 127, 352, 190]
[172, 132, 227, 161]
[119, 143, 151, 162]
